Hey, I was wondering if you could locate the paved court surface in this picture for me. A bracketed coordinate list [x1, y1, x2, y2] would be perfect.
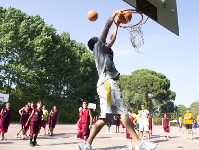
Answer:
[1, 123, 199, 150]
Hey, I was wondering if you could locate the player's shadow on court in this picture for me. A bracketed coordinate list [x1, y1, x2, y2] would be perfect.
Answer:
[53, 133, 68, 136]
[151, 134, 165, 138]
[95, 146, 125, 150]
[0, 142, 13, 144]
[43, 142, 79, 146]
[169, 136, 180, 139]
[39, 136, 57, 139]
[96, 136, 111, 139]
[153, 139, 168, 143]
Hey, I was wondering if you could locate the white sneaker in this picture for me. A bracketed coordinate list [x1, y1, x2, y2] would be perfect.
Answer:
[78, 141, 92, 150]
[22, 135, 27, 140]
[15, 133, 19, 138]
[1, 137, 7, 140]
[135, 140, 157, 150]
[106, 131, 110, 133]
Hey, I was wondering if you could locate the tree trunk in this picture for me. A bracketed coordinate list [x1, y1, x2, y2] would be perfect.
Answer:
[145, 92, 148, 108]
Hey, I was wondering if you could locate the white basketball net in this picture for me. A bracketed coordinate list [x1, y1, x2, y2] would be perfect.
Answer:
[118, 10, 146, 53]
[0, 100, 3, 106]
[127, 23, 144, 53]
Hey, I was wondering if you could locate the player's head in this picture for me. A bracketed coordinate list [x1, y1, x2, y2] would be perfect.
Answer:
[128, 109, 132, 115]
[5, 102, 10, 108]
[36, 101, 42, 108]
[53, 105, 57, 110]
[27, 102, 31, 107]
[82, 100, 88, 108]
[164, 113, 167, 117]
[88, 37, 98, 51]
[24, 104, 29, 109]
[42, 105, 46, 109]
[31, 102, 34, 107]
[141, 104, 145, 110]
[186, 108, 190, 113]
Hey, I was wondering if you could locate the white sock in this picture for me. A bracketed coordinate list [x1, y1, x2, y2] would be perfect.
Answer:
[85, 141, 91, 146]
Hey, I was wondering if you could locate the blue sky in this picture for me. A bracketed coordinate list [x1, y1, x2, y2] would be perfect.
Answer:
[0, 0, 199, 107]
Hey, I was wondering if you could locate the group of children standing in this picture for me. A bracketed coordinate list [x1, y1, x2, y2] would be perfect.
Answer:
[104, 108, 171, 150]
[0, 101, 58, 147]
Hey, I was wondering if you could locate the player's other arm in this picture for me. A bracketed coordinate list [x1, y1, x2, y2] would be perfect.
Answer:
[0, 109, 3, 116]
[48, 110, 52, 121]
[100, 11, 120, 43]
[18, 107, 25, 115]
[89, 109, 93, 129]
[56, 113, 58, 123]
[76, 117, 82, 126]
[26, 109, 34, 126]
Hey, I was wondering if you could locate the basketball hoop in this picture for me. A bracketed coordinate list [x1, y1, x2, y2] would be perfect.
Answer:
[115, 9, 148, 53]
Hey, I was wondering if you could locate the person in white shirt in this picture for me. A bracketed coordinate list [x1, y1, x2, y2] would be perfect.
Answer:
[138, 104, 150, 142]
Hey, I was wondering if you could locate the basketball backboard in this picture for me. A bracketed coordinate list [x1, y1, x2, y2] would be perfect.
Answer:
[0, 93, 9, 103]
[88, 103, 96, 110]
[123, 0, 179, 36]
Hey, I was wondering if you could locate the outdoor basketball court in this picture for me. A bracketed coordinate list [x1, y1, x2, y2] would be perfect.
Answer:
[0, 0, 182, 150]
[0, 124, 198, 150]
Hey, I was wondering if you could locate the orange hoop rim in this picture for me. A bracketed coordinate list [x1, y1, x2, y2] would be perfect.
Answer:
[114, 9, 148, 28]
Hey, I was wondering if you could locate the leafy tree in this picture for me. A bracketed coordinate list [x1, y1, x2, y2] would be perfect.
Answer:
[118, 69, 176, 112]
[189, 102, 199, 118]
[121, 89, 145, 112]
[0, 7, 98, 122]
[177, 104, 187, 116]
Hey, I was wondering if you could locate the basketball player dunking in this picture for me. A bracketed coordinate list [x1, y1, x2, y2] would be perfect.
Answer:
[78, 10, 157, 150]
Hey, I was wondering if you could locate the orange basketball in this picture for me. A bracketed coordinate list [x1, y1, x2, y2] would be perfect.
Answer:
[87, 10, 98, 22]
[118, 10, 132, 24]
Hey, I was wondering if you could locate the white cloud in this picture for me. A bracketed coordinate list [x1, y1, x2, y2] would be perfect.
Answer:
[112, 47, 133, 57]
[142, 46, 152, 50]
[183, 85, 199, 89]
[187, 67, 198, 71]
[151, 34, 159, 39]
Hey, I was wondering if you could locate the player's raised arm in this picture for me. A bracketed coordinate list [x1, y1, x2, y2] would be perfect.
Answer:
[106, 22, 120, 48]
[100, 11, 120, 43]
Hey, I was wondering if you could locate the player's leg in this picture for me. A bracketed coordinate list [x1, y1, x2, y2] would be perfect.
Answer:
[1, 121, 9, 140]
[77, 123, 82, 140]
[185, 124, 189, 139]
[190, 125, 193, 139]
[33, 122, 40, 146]
[78, 118, 107, 150]
[15, 127, 22, 138]
[167, 128, 171, 139]
[145, 130, 150, 142]
[126, 129, 133, 149]
[139, 124, 144, 139]
[117, 124, 120, 133]
[29, 121, 34, 146]
[1, 132, 5, 140]
[87, 118, 107, 144]
[43, 121, 47, 135]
